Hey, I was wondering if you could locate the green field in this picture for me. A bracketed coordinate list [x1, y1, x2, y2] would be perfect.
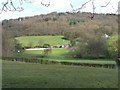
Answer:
[16, 48, 70, 59]
[3, 35, 118, 88]
[2, 60, 118, 88]
[16, 35, 70, 47]
[16, 48, 116, 64]
[15, 35, 116, 65]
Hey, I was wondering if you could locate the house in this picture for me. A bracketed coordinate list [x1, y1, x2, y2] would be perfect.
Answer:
[52, 44, 71, 48]
[60, 44, 71, 48]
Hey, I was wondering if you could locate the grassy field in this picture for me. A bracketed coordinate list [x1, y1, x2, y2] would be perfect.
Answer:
[16, 35, 70, 47]
[16, 48, 70, 59]
[2, 60, 118, 88]
[15, 35, 116, 65]
[15, 48, 116, 64]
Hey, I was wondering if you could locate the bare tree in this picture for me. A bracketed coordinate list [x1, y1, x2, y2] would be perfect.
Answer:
[101, 0, 111, 7]
[69, 0, 118, 19]
[0, 0, 51, 14]
[41, 0, 50, 7]
[0, 0, 118, 19]
[70, 0, 92, 13]
[0, 0, 24, 14]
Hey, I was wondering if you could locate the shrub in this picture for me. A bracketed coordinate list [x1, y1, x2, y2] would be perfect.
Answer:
[43, 48, 52, 57]
[70, 33, 108, 59]
[108, 34, 118, 59]
[43, 44, 51, 48]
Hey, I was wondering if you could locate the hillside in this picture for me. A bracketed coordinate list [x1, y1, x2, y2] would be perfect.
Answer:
[2, 12, 119, 88]
[2, 12, 118, 58]
[2, 12, 118, 37]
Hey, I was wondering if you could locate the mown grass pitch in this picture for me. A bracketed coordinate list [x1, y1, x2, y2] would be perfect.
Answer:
[2, 60, 118, 88]
[16, 35, 70, 47]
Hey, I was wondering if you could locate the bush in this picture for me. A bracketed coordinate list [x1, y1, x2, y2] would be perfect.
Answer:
[69, 20, 77, 25]
[108, 34, 118, 59]
[43, 48, 52, 56]
[43, 44, 51, 48]
[70, 34, 108, 59]
[14, 39, 24, 52]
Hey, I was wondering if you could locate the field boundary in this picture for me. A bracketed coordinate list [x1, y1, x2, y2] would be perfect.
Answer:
[2, 57, 117, 69]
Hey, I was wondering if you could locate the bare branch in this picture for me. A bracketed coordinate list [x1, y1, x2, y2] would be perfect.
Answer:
[70, 0, 92, 12]
[41, 0, 50, 7]
[70, 3, 74, 11]
[90, 1, 96, 20]
[0, 0, 117, 20]
[70, 0, 96, 19]
[101, 0, 111, 7]
[0, 0, 50, 14]
[0, 0, 25, 14]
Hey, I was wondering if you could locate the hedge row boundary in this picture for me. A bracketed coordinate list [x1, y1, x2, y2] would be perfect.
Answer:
[2, 57, 117, 69]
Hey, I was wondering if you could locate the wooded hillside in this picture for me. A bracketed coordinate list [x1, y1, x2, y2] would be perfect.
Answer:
[2, 12, 118, 37]
[2, 12, 118, 58]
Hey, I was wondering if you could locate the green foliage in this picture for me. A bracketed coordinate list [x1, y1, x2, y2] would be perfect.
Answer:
[70, 33, 108, 59]
[14, 39, 23, 52]
[63, 32, 81, 46]
[69, 20, 77, 25]
[63, 32, 80, 41]
[43, 44, 51, 48]
[70, 40, 76, 46]
[43, 48, 52, 57]
[108, 34, 118, 59]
